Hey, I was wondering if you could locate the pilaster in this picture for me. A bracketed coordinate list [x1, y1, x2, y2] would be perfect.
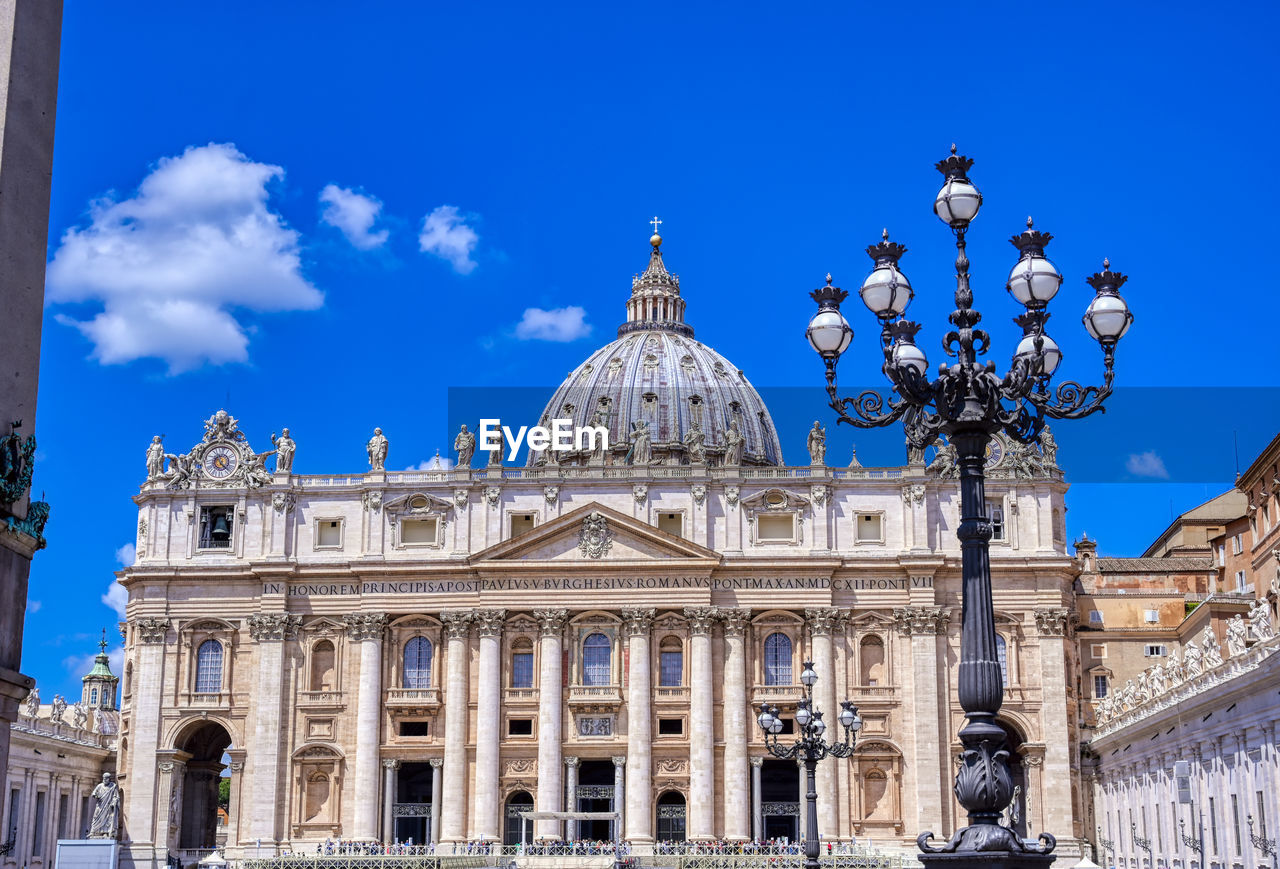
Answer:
[439, 610, 473, 843]
[623, 607, 655, 843]
[533, 609, 567, 841]
[344, 611, 388, 841]
[721, 608, 752, 841]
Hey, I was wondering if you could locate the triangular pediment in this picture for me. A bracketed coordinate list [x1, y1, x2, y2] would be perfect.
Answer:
[469, 502, 721, 566]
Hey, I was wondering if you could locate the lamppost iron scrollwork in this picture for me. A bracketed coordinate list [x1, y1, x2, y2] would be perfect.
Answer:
[1247, 814, 1277, 868]
[1096, 828, 1116, 866]
[806, 146, 1134, 868]
[1131, 823, 1153, 866]
[1178, 817, 1203, 855]
[757, 660, 862, 869]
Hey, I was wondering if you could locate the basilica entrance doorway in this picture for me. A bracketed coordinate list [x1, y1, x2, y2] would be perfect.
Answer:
[760, 759, 799, 842]
[503, 792, 533, 846]
[574, 760, 616, 841]
[173, 721, 233, 855]
[393, 762, 435, 844]
[656, 791, 686, 842]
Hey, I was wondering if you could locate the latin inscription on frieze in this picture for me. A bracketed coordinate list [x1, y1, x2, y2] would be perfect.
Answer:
[263, 575, 932, 597]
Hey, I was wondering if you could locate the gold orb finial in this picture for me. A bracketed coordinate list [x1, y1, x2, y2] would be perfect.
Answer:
[650, 232, 662, 249]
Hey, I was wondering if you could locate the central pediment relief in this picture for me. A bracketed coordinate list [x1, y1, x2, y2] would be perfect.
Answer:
[469, 502, 721, 565]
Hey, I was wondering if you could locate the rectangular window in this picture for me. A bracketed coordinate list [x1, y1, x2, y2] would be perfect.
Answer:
[1089, 611, 1104, 625]
[987, 500, 1005, 541]
[316, 519, 342, 548]
[658, 718, 683, 736]
[1156, 802, 1162, 851]
[1259, 792, 1268, 838]
[1144, 645, 1166, 657]
[57, 793, 68, 840]
[659, 650, 683, 687]
[1217, 543, 1225, 567]
[657, 512, 683, 537]
[1091, 643, 1107, 658]
[197, 505, 234, 549]
[1210, 797, 1218, 855]
[79, 796, 89, 837]
[509, 513, 535, 537]
[399, 721, 430, 737]
[511, 652, 534, 689]
[401, 518, 439, 545]
[1233, 533, 1243, 555]
[756, 514, 795, 543]
[507, 718, 533, 737]
[1144, 609, 1159, 623]
[1235, 570, 1248, 592]
[855, 513, 883, 542]
[32, 791, 46, 856]
[1093, 675, 1109, 698]
[1231, 794, 1241, 855]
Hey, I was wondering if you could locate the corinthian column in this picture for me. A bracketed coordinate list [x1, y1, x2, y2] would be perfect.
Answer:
[623, 607, 655, 843]
[246, 612, 302, 852]
[685, 607, 717, 840]
[344, 612, 388, 841]
[720, 608, 752, 841]
[429, 758, 443, 844]
[439, 610, 473, 844]
[806, 608, 840, 840]
[534, 609, 568, 841]
[564, 757, 579, 841]
[382, 759, 401, 843]
[472, 609, 506, 841]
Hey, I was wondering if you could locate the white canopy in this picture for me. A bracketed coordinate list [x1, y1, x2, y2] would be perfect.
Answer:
[517, 811, 620, 820]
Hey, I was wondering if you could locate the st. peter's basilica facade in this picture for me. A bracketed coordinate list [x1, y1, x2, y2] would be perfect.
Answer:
[114, 234, 1084, 868]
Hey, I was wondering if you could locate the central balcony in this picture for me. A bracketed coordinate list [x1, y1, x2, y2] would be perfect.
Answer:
[751, 684, 803, 707]
[385, 687, 442, 715]
[568, 684, 622, 711]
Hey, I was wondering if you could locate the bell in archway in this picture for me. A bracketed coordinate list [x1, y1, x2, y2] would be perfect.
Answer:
[210, 511, 231, 541]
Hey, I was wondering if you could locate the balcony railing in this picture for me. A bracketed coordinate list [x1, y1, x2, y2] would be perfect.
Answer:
[751, 684, 803, 706]
[851, 685, 899, 701]
[568, 684, 622, 705]
[386, 688, 442, 706]
[655, 686, 690, 702]
[503, 688, 538, 703]
[299, 690, 345, 706]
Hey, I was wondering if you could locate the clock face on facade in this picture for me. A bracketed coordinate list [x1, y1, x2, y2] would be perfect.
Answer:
[984, 437, 1004, 468]
[203, 445, 239, 479]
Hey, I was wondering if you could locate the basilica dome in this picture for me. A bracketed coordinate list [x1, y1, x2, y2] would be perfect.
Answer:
[528, 232, 783, 467]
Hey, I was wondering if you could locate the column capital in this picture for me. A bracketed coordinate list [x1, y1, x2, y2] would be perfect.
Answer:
[622, 608, 655, 636]
[1033, 607, 1072, 636]
[247, 612, 302, 642]
[805, 607, 842, 637]
[383, 758, 401, 770]
[892, 605, 950, 635]
[440, 610, 474, 639]
[344, 612, 388, 641]
[474, 609, 508, 638]
[750, 757, 764, 768]
[534, 608, 569, 636]
[429, 757, 444, 769]
[134, 617, 170, 644]
[683, 607, 718, 635]
[612, 755, 627, 767]
[564, 756, 579, 768]
[718, 607, 752, 636]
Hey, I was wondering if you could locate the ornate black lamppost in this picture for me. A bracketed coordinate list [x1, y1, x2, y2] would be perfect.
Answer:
[806, 147, 1134, 869]
[757, 660, 862, 869]
[1247, 815, 1277, 869]
[1130, 823, 1152, 867]
[1178, 817, 1203, 857]
[1096, 828, 1115, 867]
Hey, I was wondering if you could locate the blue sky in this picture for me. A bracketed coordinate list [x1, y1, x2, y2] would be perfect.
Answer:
[24, 0, 1280, 699]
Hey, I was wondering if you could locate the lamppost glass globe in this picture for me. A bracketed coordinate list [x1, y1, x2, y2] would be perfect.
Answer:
[757, 706, 774, 732]
[806, 308, 853, 358]
[768, 714, 783, 734]
[849, 711, 863, 732]
[838, 702, 856, 729]
[812, 713, 826, 736]
[800, 662, 818, 687]
[795, 702, 812, 728]
[860, 261, 912, 318]
[1007, 251, 1062, 307]
[893, 340, 928, 377]
[1015, 332, 1062, 376]
[1083, 292, 1132, 343]
[935, 177, 982, 226]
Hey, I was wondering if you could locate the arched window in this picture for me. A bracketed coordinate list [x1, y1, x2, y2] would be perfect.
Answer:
[859, 635, 885, 686]
[511, 638, 534, 689]
[195, 640, 223, 693]
[659, 637, 683, 687]
[124, 662, 133, 697]
[582, 633, 611, 686]
[764, 633, 792, 685]
[996, 634, 1009, 687]
[311, 640, 336, 691]
[90, 687, 99, 705]
[403, 637, 433, 689]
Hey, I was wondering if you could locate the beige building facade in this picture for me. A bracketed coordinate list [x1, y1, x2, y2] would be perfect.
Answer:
[115, 237, 1088, 867]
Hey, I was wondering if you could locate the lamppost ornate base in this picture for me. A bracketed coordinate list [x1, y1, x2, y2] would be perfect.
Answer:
[918, 848, 1055, 869]
[918, 826, 1056, 869]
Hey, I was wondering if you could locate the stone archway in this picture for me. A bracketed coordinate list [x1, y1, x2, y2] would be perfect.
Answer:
[171, 720, 233, 860]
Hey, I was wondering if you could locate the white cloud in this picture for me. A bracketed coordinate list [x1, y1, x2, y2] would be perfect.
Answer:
[47, 143, 322, 374]
[64, 644, 125, 679]
[27, 600, 41, 614]
[418, 205, 478, 274]
[1126, 450, 1170, 479]
[102, 582, 128, 620]
[319, 184, 389, 250]
[515, 306, 592, 342]
[115, 543, 136, 566]
[405, 455, 455, 471]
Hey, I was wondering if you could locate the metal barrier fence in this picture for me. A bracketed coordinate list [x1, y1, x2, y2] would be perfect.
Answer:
[240, 858, 488, 869]
[636, 855, 904, 869]
[238, 851, 902, 869]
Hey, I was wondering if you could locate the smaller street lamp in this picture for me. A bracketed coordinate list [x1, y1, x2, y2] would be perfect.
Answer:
[1096, 827, 1116, 866]
[1178, 817, 1203, 855]
[757, 661, 862, 869]
[1247, 815, 1278, 869]
[1131, 822, 1153, 867]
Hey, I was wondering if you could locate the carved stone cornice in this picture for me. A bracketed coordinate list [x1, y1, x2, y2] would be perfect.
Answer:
[622, 607, 656, 637]
[1033, 607, 1072, 637]
[247, 612, 302, 642]
[535, 609, 569, 637]
[806, 607, 841, 637]
[135, 618, 170, 644]
[474, 609, 508, 639]
[719, 607, 752, 637]
[344, 612, 388, 642]
[893, 606, 950, 636]
[684, 607, 718, 635]
[440, 610, 474, 640]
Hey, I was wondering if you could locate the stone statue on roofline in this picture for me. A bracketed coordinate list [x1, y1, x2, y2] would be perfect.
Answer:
[1226, 614, 1249, 657]
[145, 436, 166, 479]
[807, 421, 826, 466]
[367, 427, 389, 471]
[454, 424, 476, 468]
[1183, 640, 1202, 677]
[23, 685, 38, 718]
[1201, 626, 1223, 668]
[722, 419, 745, 467]
[1249, 600, 1275, 640]
[271, 428, 296, 473]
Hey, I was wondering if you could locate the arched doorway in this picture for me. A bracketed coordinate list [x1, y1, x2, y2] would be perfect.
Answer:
[394, 762, 435, 845]
[760, 758, 799, 842]
[173, 720, 233, 859]
[997, 717, 1029, 841]
[656, 791, 686, 843]
[504, 791, 533, 847]
[574, 761, 616, 841]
